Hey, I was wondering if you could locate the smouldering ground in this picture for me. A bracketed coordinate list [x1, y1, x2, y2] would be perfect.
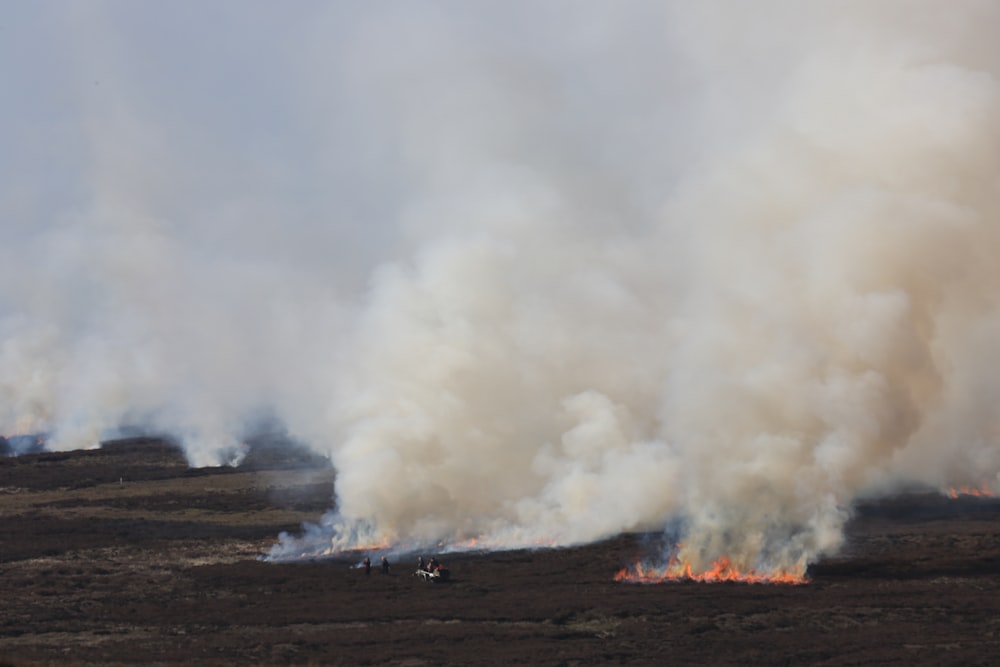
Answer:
[2, 440, 1000, 665]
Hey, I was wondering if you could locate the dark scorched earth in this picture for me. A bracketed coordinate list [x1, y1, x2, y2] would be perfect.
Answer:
[2, 439, 1000, 665]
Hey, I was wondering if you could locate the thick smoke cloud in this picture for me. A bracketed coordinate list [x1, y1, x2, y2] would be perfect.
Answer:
[3, 1, 999, 572]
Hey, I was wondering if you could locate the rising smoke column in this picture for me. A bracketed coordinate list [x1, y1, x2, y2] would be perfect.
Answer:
[1, 3, 999, 572]
[272, 1, 1000, 571]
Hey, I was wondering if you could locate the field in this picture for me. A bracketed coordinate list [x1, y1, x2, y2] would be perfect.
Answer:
[3, 439, 1000, 665]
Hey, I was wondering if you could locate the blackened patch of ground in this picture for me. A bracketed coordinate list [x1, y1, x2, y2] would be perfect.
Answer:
[2, 444, 1000, 665]
[0, 438, 190, 490]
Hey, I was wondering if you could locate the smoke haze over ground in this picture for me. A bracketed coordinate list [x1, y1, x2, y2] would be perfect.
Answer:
[3, 1, 1000, 573]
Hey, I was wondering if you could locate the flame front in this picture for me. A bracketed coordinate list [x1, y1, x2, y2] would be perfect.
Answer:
[946, 485, 994, 499]
[615, 555, 808, 585]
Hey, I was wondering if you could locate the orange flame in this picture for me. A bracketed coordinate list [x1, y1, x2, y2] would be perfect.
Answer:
[946, 485, 994, 499]
[314, 538, 392, 558]
[615, 555, 808, 585]
[449, 537, 480, 550]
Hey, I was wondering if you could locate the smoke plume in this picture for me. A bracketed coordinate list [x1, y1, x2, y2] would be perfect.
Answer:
[3, 1, 1000, 573]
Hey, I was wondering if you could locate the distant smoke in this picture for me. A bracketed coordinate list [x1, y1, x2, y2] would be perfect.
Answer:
[3, 2, 1000, 572]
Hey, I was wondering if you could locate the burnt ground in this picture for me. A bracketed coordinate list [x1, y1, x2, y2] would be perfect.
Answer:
[2, 441, 1000, 666]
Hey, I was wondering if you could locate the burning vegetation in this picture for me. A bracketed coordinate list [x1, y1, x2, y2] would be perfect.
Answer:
[614, 553, 808, 586]
[946, 486, 995, 499]
[5, 2, 1000, 596]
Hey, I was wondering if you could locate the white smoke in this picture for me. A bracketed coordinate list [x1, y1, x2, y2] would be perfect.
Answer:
[3, 1, 1000, 571]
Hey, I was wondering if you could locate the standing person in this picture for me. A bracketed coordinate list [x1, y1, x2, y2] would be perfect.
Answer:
[381, 555, 390, 575]
[417, 556, 425, 572]
[363, 557, 371, 576]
